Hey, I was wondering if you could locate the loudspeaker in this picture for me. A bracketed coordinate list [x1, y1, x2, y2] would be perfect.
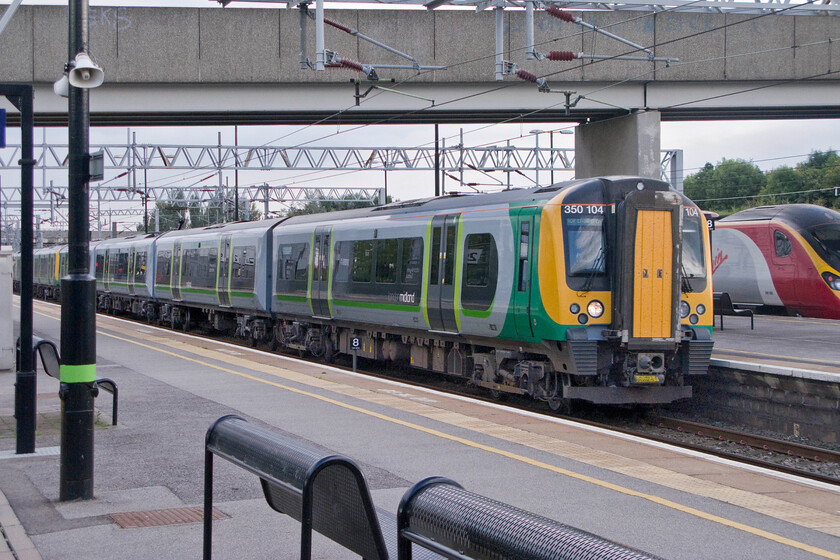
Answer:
[53, 75, 70, 98]
[68, 53, 104, 88]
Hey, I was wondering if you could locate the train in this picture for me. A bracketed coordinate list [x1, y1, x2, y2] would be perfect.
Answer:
[19, 176, 715, 410]
[711, 204, 840, 319]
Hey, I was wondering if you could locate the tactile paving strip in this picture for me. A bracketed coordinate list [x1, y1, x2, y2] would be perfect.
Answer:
[110, 506, 229, 529]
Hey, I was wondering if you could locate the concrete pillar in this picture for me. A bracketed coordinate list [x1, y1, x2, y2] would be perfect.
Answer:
[0, 253, 13, 371]
[575, 110, 661, 180]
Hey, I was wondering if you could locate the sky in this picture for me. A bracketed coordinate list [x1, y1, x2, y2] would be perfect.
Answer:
[1, 0, 838, 231]
[2, 118, 836, 234]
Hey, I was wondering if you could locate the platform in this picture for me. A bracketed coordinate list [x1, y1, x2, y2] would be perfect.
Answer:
[1, 299, 839, 560]
[712, 314, 840, 380]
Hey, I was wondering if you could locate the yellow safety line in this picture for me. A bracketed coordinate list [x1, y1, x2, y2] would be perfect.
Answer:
[91, 328, 840, 560]
[21, 301, 840, 558]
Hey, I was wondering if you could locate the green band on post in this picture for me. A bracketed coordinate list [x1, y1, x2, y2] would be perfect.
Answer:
[60, 364, 96, 383]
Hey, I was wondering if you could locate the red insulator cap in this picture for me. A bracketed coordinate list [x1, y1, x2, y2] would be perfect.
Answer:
[545, 6, 575, 23]
[516, 69, 537, 83]
[547, 51, 577, 62]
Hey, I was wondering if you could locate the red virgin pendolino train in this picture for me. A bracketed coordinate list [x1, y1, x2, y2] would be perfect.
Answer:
[711, 204, 840, 319]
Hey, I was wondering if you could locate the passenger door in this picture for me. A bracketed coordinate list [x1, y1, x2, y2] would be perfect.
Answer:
[103, 249, 111, 292]
[311, 227, 332, 318]
[427, 214, 460, 332]
[171, 241, 182, 301]
[514, 209, 535, 338]
[218, 235, 232, 307]
[128, 247, 136, 295]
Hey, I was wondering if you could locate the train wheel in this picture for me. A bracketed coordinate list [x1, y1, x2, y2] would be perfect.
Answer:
[548, 397, 571, 414]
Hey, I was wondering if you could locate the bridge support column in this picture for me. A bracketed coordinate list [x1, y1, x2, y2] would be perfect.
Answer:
[575, 110, 661, 179]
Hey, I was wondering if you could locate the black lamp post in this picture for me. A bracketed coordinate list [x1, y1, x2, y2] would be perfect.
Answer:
[59, 0, 103, 501]
[1, 84, 35, 455]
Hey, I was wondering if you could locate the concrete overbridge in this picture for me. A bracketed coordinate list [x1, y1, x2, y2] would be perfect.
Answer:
[1, 0, 839, 178]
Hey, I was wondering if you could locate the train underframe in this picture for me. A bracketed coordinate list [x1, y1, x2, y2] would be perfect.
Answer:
[85, 290, 711, 410]
[0, 283, 708, 410]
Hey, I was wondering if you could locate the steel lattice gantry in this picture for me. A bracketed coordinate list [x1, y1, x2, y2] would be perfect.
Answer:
[0, 140, 682, 236]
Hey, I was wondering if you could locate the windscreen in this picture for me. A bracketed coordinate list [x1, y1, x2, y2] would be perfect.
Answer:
[681, 208, 707, 292]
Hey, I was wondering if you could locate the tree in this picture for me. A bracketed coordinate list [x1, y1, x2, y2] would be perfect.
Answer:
[683, 163, 714, 202]
[683, 159, 764, 214]
[762, 166, 809, 204]
[284, 194, 394, 217]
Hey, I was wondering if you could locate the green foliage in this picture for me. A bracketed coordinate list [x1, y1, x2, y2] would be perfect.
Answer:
[684, 150, 840, 216]
[684, 159, 764, 213]
[284, 194, 394, 217]
[135, 189, 262, 232]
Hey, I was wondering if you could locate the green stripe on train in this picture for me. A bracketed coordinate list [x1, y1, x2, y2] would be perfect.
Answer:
[333, 299, 420, 312]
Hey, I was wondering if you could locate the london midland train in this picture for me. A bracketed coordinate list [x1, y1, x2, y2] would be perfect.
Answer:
[711, 204, 840, 319]
[22, 176, 715, 409]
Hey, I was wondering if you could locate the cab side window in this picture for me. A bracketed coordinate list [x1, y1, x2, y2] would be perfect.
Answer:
[774, 230, 792, 258]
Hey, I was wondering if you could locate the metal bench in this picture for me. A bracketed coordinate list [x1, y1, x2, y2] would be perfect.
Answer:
[17, 336, 119, 425]
[712, 292, 754, 330]
[397, 477, 665, 560]
[203, 415, 392, 560]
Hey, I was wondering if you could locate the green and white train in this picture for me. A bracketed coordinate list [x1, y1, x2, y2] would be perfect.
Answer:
[22, 176, 715, 409]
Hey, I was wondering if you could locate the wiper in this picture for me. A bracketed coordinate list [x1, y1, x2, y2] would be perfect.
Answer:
[580, 248, 605, 294]
[680, 264, 694, 293]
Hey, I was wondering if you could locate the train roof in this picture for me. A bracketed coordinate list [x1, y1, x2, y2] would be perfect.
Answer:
[279, 176, 674, 225]
[719, 204, 840, 229]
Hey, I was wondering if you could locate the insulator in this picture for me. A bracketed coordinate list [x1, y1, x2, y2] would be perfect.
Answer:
[545, 6, 575, 23]
[324, 18, 352, 34]
[547, 51, 577, 61]
[338, 59, 365, 72]
[516, 69, 537, 83]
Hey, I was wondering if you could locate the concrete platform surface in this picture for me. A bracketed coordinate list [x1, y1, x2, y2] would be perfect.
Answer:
[1, 299, 839, 560]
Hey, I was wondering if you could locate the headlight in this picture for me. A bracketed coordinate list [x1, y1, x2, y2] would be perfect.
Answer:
[587, 300, 604, 318]
[822, 271, 840, 291]
[696, 304, 706, 315]
[680, 300, 690, 318]
[570, 303, 580, 314]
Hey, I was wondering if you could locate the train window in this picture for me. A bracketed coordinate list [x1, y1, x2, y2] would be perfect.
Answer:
[810, 225, 840, 259]
[276, 243, 309, 295]
[565, 216, 605, 276]
[313, 234, 330, 282]
[116, 252, 129, 282]
[95, 253, 105, 280]
[774, 230, 792, 258]
[518, 222, 530, 292]
[401, 238, 423, 285]
[182, 247, 217, 289]
[562, 211, 609, 292]
[443, 225, 457, 286]
[681, 216, 706, 278]
[462, 233, 498, 311]
[352, 240, 373, 283]
[430, 228, 441, 285]
[134, 251, 147, 284]
[231, 246, 256, 291]
[156, 250, 172, 285]
[375, 239, 398, 284]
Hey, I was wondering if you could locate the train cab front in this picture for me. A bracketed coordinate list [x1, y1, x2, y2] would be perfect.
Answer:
[538, 177, 714, 405]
